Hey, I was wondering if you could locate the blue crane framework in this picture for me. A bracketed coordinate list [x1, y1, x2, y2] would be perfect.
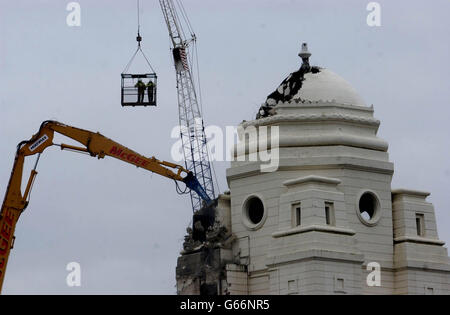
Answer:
[159, 0, 215, 212]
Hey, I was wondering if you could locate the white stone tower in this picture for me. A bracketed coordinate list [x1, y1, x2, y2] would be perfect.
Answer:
[176, 43, 450, 295]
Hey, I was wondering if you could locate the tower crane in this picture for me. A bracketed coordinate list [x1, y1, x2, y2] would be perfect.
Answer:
[159, 0, 215, 213]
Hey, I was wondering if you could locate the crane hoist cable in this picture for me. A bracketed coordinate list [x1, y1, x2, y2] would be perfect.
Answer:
[175, 0, 195, 38]
[122, 46, 155, 75]
[121, 0, 158, 107]
[122, 0, 156, 75]
[137, 0, 141, 36]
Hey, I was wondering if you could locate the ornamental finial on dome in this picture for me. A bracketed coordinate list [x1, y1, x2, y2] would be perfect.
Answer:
[299, 43, 311, 59]
[299, 42, 311, 72]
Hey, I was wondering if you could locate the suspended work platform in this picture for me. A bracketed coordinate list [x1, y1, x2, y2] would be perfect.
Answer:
[121, 0, 158, 109]
[121, 73, 157, 107]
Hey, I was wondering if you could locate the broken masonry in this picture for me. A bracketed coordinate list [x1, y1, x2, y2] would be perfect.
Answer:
[258, 43, 321, 119]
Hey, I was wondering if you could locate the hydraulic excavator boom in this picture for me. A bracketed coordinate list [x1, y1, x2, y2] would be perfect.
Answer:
[0, 120, 211, 293]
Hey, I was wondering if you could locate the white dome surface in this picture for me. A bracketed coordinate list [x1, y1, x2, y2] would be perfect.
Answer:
[293, 68, 366, 106]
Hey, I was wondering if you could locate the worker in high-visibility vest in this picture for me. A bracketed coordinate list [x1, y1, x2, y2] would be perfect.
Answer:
[147, 80, 155, 104]
[135, 80, 146, 103]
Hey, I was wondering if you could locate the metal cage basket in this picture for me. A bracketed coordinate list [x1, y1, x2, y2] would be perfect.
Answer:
[121, 73, 157, 107]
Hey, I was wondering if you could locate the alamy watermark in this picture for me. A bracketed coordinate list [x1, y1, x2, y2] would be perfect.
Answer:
[366, 262, 381, 287]
[171, 120, 280, 173]
[66, 262, 81, 287]
[66, 2, 81, 27]
[367, 2, 381, 27]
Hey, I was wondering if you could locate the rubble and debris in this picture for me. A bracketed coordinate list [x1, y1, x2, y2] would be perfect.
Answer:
[258, 43, 321, 119]
[177, 198, 235, 296]
[182, 218, 233, 254]
[192, 200, 217, 242]
[182, 227, 203, 253]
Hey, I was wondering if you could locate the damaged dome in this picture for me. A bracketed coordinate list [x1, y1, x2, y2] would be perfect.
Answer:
[258, 43, 366, 119]
[294, 68, 366, 106]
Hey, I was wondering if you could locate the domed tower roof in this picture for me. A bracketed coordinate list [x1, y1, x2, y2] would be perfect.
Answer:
[259, 43, 366, 119]
[294, 68, 366, 106]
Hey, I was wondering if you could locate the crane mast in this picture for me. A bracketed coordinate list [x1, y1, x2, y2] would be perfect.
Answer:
[159, 0, 215, 212]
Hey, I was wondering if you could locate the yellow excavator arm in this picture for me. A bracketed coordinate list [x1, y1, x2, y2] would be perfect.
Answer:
[0, 120, 211, 293]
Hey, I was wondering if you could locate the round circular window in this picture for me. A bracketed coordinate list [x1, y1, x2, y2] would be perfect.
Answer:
[242, 196, 266, 230]
[357, 191, 381, 226]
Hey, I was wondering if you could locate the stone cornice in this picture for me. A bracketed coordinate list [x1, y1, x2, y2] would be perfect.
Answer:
[394, 260, 450, 272]
[392, 189, 431, 198]
[394, 236, 445, 246]
[272, 225, 356, 238]
[232, 134, 389, 153]
[241, 113, 380, 129]
[266, 249, 365, 267]
[278, 100, 374, 112]
[283, 176, 342, 187]
[226, 157, 395, 183]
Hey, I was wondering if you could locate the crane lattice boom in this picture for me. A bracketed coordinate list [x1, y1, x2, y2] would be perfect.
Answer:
[159, 0, 215, 212]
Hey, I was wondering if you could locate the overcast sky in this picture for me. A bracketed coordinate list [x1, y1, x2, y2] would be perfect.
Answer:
[0, 0, 449, 294]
